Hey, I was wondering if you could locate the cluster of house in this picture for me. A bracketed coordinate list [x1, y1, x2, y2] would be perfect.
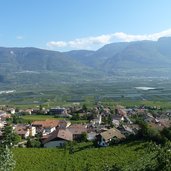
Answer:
[86, 104, 171, 146]
[1, 104, 171, 148]
[0, 105, 138, 148]
[0, 117, 88, 148]
[18, 107, 71, 118]
[3, 119, 127, 148]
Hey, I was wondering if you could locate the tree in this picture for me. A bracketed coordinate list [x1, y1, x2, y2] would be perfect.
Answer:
[1, 125, 21, 148]
[26, 138, 41, 148]
[82, 104, 87, 112]
[12, 115, 25, 124]
[39, 105, 43, 111]
[0, 146, 16, 171]
[71, 113, 80, 120]
[107, 114, 113, 127]
[102, 116, 107, 124]
[87, 113, 96, 121]
[78, 132, 87, 142]
[161, 127, 171, 141]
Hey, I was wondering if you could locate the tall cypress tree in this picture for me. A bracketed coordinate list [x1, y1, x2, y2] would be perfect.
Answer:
[0, 146, 16, 171]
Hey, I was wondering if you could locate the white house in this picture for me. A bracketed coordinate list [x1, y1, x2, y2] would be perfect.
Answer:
[91, 114, 102, 126]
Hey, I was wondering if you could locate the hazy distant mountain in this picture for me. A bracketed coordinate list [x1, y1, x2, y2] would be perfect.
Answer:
[0, 47, 83, 73]
[65, 42, 128, 67]
[0, 47, 95, 85]
[64, 50, 95, 67]
[102, 40, 170, 72]
[1, 37, 171, 86]
[65, 37, 171, 76]
[157, 37, 171, 57]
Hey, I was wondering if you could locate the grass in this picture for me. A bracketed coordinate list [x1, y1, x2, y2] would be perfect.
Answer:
[70, 120, 89, 124]
[21, 115, 57, 121]
[12, 141, 156, 171]
[21, 114, 88, 124]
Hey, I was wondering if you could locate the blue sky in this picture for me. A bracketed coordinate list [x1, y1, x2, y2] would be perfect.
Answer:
[1, 0, 171, 51]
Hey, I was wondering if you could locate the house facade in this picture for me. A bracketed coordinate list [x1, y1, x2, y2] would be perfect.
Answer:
[42, 128, 73, 147]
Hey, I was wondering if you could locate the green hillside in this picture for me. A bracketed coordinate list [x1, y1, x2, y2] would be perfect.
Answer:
[1, 37, 171, 88]
[13, 141, 156, 171]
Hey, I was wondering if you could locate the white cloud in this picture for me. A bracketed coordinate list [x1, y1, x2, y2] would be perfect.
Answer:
[47, 41, 66, 47]
[46, 28, 171, 49]
[47, 34, 112, 49]
[113, 28, 171, 42]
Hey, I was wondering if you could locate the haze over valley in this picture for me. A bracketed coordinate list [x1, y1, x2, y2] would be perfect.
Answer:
[1, 37, 171, 104]
[1, 37, 171, 86]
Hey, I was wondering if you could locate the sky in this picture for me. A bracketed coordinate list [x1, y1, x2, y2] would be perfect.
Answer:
[1, 0, 171, 51]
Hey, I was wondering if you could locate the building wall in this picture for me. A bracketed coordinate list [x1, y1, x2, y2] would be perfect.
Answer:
[43, 127, 56, 136]
[24, 130, 30, 139]
[66, 121, 71, 128]
[30, 127, 36, 137]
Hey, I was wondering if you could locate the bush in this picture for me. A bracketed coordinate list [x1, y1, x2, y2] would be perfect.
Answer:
[26, 138, 41, 148]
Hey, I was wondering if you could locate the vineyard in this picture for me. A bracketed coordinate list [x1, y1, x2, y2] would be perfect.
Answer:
[12, 141, 157, 171]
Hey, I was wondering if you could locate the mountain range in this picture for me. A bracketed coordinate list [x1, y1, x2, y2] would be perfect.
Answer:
[1, 37, 171, 87]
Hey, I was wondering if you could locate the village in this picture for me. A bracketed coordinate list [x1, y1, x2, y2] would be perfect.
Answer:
[0, 103, 171, 148]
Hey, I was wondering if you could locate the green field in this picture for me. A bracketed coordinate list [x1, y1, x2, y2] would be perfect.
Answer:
[21, 115, 88, 124]
[21, 115, 59, 121]
[1, 77, 171, 127]
[1, 77, 171, 109]
[13, 141, 156, 171]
